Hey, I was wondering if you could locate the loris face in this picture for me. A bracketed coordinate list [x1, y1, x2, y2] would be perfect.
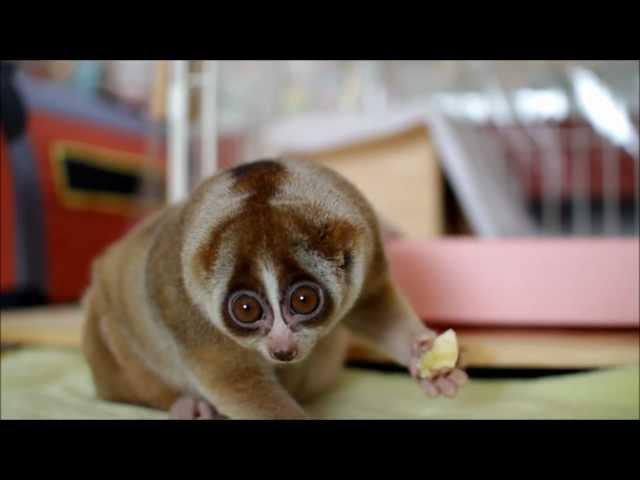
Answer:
[181, 159, 376, 365]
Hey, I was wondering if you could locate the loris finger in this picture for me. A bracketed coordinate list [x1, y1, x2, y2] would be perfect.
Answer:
[421, 380, 439, 397]
[435, 377, 457, 397]
[169, 397, 199, 419]
[169, 396, 228, 420]
[449, 369, 468, 386]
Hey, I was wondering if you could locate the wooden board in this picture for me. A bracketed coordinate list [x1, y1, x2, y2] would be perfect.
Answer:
[1, 305, 84, 348]
[349, 328, 639, 369]
[2, 306, 638, 369]
[299, 126, 444, 239]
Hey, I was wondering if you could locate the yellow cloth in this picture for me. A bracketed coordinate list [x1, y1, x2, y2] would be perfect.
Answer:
[1, 347, 638, 419]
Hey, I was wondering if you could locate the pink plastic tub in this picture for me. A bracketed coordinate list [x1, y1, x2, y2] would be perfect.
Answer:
[387, 238, 639, 328]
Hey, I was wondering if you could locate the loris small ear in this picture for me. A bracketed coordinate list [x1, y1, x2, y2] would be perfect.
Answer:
[317, 220, 357, 259]
[337, 249, 353, 272]
[376, 212, 406, 242]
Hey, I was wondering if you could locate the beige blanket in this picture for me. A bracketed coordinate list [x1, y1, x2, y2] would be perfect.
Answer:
[2, 347, 638, 419]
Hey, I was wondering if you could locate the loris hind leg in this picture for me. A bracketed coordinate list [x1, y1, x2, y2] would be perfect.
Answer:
[82, 289, 182, 411]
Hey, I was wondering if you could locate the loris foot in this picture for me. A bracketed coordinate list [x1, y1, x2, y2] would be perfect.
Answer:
[169, 396, 229, 420]
[409, 331, 469, 398]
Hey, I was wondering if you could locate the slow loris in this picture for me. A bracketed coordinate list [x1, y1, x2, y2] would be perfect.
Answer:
[82, 158, 467, 419]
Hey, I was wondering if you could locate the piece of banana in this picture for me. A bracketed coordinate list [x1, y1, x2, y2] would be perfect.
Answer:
[418, 329, 459, 379]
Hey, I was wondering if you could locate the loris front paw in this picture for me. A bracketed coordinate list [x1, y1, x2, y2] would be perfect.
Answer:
[169, 396, 229, 420]
[409, 331, 468, 398]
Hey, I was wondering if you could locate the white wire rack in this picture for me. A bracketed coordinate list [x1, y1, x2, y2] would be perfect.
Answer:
[431, 111, 639, 237]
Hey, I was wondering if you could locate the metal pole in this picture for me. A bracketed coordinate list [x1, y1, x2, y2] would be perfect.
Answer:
[167, 60, 190, 203]
[200, 60, 219, 180]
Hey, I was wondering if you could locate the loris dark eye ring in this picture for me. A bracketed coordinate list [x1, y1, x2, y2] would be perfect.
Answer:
[228, 290, 265, 325]
[287, 281, 324, 319]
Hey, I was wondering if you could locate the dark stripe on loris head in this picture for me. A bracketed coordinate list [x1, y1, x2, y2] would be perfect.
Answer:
[229, 159, 287, 203]
[220, 257, 269, 337]
[194, 159, 285, 281]
[194, 215, 237, 283]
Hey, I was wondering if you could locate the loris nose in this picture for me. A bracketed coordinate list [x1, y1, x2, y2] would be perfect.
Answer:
[271, 347, 298, 362]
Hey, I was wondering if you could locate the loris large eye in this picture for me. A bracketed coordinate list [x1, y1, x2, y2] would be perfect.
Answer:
[287, 281, 324, 319]
[228, 290, 265, 325]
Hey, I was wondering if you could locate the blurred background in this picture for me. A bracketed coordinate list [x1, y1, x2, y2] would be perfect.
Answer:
[1, 60, 638, 374]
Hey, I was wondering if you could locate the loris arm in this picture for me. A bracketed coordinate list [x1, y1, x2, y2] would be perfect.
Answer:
[344, 279, 429, 367]
[188, 362, 309, 419]
[344, 278, 468, 397]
